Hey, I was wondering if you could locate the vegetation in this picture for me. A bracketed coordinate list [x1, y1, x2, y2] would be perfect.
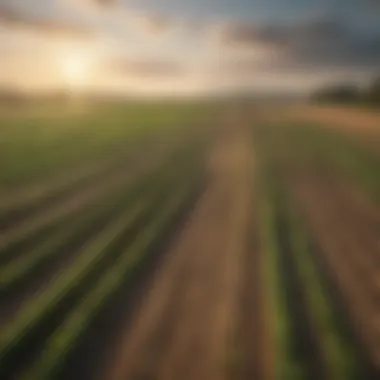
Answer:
[0, 148, 200, 289]
[0, 102, 211, 379]
[311, 75, 380, 107]
[22, 176, 201, 380]
[0, 102, 210, 188]
[261, 175, 366, 379]
[253, 115, 379, 379]
[1, 100, 379, 379]
[252, 122, 380, 204]
[260, 175, 306, 380]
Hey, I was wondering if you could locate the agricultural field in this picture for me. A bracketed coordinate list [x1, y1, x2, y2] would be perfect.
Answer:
[253, 105, 380, 380]
[1, 101, 380, 380]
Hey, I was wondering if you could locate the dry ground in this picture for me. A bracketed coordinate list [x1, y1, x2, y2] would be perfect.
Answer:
[99, 117, 270, 380]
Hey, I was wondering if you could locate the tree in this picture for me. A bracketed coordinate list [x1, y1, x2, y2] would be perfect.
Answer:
[367, 76, 380, 106]
[311, 83, 361, 104]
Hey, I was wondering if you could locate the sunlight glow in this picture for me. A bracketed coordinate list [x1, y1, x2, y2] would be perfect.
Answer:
[62, 53, 90, 89]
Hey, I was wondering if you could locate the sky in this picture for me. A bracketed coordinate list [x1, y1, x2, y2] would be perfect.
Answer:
[0, 0, 379, 96]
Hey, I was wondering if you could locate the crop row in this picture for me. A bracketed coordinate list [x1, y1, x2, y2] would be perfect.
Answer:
[260, 171, 367, 380]
[0, 150, 135, 232]
[0, 125, 195, 233]
[0, 109, 209, 230]
[0, 146, 203, 291]
[0, 146, 205, 378]
[255, 121, 380, 203]
[288, 175, 380, 376]
[22, 175, 202, 380]
[0, 139, 204, 267]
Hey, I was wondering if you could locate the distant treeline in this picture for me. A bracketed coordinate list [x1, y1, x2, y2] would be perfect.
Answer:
[311, 75, 380, 107]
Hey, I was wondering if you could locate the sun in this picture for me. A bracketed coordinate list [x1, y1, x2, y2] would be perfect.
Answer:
[62, 54, 90, 89]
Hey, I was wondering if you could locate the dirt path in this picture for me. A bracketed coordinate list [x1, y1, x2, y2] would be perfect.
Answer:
[103, 120, 255, 380]
[233, 193, 272, 380]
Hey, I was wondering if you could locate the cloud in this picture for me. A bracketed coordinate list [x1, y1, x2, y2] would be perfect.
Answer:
[215, 17, 380, 72]
[63, 0, 123, 15]
[0, 3, 95, 39]
[106, 57, 185, 78]
[89, 0, 119, 7]
[63, 0, 174, 40]
[136, 14, 172, 35]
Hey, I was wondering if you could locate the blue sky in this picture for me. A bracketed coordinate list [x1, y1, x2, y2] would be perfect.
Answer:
[0, 0, 379, 95]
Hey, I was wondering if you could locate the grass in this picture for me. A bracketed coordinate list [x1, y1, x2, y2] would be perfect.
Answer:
[0, 152, 189, 288]
[0, 136, 206, 377]
[21, 175, 202, 380]
[0, 99, 211, 379]
[0, 131, 207, 263]
[253, 122, 380, 204]
[0, 102, 212, 188]
[259, 169, 307, 380]
[0, 158, 194, 360]
[0, 201, 147, 357]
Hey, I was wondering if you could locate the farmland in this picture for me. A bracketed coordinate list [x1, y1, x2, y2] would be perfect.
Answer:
[1, 101, 380, 380]
[253, 106, 380, 379]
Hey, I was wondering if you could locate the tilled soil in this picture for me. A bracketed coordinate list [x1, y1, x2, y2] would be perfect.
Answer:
[289, 172, 380, 375]
[0, 118, 269, 380]
[102, 122, 261, 380]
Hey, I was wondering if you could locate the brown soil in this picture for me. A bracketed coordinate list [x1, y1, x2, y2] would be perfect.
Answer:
[289, 172, 380, 372]
[0, 116, 271, 380]
[233, 194, 272, 380]
[100, 121, 267, 380]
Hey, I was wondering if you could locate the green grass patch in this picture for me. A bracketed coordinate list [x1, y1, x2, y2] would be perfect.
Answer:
[0, 102, 213, 188]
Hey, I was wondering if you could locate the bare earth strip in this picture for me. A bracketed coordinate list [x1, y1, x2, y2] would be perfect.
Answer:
[232, 127, 275, 380]
[234, 188, 270, 380]
[104, 122, 254, 380]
